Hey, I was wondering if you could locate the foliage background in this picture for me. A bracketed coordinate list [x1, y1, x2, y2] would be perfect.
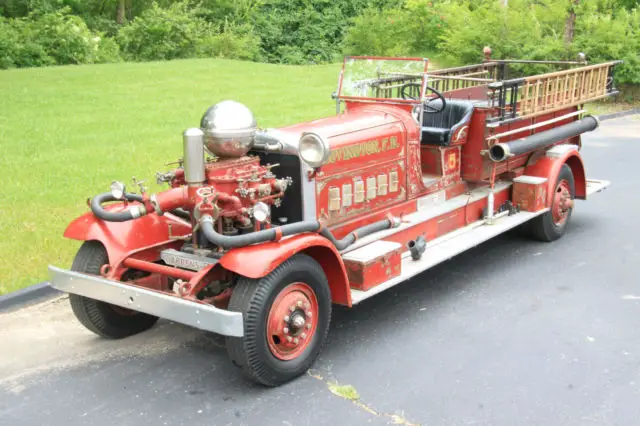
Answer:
[0, 0, 638, 83]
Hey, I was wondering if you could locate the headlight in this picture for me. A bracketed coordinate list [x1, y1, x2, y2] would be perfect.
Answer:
[110, 181, 126, 200]
[253, 202, 270, 223]
[299, 133, 330, 168]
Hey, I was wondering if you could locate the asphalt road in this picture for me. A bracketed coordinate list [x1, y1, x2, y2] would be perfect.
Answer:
[1, 115, 639, 426]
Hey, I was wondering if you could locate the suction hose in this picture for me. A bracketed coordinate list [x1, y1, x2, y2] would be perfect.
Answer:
[90, 193, 147, 222]
[91, 192, 192, 222]
[200, 215, 399, 250]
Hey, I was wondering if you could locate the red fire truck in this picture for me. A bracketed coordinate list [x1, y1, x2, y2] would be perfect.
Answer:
[50, 52, 620, 386]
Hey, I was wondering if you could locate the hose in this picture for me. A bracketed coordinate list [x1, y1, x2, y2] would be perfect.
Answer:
[200, 215, 398, 250]
[319, 219, 395, 251]
[91, 192, 193, 222]
[90, 192, 147, 222]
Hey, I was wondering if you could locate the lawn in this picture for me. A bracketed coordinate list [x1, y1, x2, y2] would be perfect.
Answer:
[0, 58, 342, 294]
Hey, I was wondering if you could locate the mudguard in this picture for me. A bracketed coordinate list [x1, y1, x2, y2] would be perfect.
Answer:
[64, 207, 192, 266]
[220, 233, 352, 306]
[524, 145, 587, 204]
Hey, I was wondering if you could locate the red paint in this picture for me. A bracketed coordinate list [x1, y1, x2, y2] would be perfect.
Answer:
[524, 148, 586, 206]
[220, 233, 351, 306]
[345, 245, 402, 291]
[266, 282, 318, 360]
[512, 180, 548, 212]
[123, 258, 196, 281]
[552, 179, 572, 225]
[64, 208, 192, 267]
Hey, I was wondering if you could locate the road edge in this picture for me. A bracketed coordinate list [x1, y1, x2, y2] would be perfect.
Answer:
[598, 108, 640, 121]
[0, 282, 62, 313]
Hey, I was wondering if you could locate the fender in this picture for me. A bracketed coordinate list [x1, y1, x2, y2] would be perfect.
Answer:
[220, 233, 352, 306]
[524, 145, 587, 205]
[64, 207, 192, 266]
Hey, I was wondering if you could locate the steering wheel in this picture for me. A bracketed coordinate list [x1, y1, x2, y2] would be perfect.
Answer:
[400, 83, 447, 114]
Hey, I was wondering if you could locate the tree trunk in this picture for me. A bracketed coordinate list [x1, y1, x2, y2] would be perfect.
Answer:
[564, 0, 579, 45]
[116, 0, 126, 25]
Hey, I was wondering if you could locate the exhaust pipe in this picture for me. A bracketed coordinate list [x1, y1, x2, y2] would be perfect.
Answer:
[407, 236, 427, 260]
[489, 115, 599, 162]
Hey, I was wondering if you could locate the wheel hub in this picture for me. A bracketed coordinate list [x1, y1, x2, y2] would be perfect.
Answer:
[552, 179, 573, 226]
[266, 282, 318, 360]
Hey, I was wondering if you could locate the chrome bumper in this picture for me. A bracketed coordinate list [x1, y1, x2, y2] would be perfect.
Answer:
[48, 266, 244, 337]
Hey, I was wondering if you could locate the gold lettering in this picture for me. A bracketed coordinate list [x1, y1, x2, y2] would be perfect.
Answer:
[325, 135, 401, 164]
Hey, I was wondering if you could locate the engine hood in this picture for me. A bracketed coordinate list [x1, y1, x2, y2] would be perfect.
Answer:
[257, 104, 413, 159]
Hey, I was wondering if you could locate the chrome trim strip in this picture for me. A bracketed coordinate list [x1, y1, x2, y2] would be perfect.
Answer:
[48, 266, 243, 337]
[301, 162, 317, 221]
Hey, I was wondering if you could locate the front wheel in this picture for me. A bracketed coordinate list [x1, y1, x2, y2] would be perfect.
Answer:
[226, 254, 331, 387]
[530, 164, 575, 242]
[69, 241, 158, 339]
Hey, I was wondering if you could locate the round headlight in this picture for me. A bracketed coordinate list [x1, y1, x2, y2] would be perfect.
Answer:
[110, 181, 126, 200]
[253, 202, 270, 223]
[299, 133, 330, 168]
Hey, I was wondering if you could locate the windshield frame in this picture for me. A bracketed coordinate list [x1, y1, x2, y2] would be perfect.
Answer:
[336, 56, 430, 105]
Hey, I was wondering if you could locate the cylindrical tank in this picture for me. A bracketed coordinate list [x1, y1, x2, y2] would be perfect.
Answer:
[183, 128, 206, 185]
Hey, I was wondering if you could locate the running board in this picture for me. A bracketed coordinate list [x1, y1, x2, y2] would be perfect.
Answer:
[585, 179, 610, 197]
[350, 209, 548, 304]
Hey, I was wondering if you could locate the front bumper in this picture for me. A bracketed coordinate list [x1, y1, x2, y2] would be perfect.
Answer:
[48, 266, 244, 337]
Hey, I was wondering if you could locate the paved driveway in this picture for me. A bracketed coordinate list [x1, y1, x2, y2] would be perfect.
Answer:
[1, 116, 639, 426]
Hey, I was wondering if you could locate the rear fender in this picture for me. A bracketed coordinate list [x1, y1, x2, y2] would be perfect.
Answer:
[524, 145, 587, 204]
[219, 234, 352, 306]
[64, 209, 192, 265]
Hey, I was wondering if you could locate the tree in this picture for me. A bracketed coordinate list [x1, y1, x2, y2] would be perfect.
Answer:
[564, 0, 579, 44]
[116, 0, 126, 24]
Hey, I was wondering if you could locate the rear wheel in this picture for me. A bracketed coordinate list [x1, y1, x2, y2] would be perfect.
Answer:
[530, 164, 575, 242]
[69, 241, 158, 339]
[226, 254, 331, 387]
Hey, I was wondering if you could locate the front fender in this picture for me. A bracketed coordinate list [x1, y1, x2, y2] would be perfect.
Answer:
[525, 146, 587, 205]
[220, 233, 352, 306]
[64, 209, 192, 265]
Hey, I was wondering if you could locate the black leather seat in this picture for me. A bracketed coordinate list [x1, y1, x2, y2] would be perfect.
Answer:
[421, 99, 474, 146]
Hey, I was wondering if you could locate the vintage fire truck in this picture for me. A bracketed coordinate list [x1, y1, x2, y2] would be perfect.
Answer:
[50, 51, 620, 386]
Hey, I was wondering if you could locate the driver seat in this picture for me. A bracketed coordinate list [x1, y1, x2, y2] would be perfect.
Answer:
[421, 99, 474, 146]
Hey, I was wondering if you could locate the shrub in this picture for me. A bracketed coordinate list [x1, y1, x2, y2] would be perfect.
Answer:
[343, 8, 414, 57]
[0, 8, 120, 69]
[251, 0, 374, 64]
[195, 22, 261, 61]
[117, 2, 209, 61]
[573, 7, 640, 84]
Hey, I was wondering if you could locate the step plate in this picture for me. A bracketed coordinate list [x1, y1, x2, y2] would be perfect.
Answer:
[585, 179, 610, 197]
[350, 209, 548, 305]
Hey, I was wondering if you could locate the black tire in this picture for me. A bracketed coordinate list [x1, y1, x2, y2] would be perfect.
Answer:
[226, 254, 331, 387]
[69, 241, 158, 339]
[530, 164, 575, 242]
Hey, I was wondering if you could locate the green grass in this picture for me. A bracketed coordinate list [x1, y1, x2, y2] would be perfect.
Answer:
[0, 58, 342, 294]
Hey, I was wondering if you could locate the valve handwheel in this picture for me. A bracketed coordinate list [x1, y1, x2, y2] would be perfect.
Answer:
[400, 83, 447, 114]
[226, 254, 331, 386]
